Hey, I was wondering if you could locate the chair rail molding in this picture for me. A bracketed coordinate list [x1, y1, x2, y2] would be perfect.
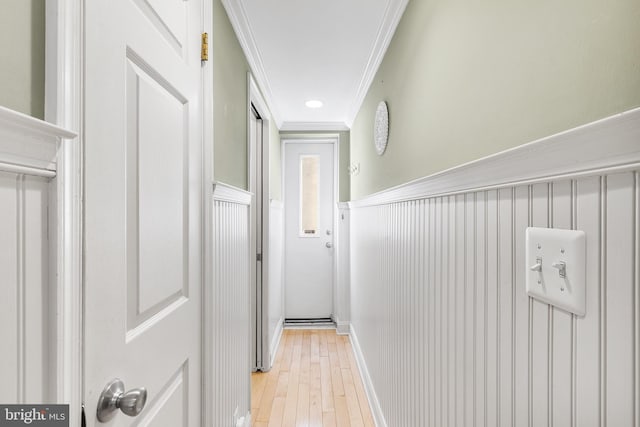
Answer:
[212, 181, 253, 205]
[0, 106, 76, 173]
[350, 108, 640, 208]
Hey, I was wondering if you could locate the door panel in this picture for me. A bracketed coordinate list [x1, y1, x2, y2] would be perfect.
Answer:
[84, 0, 202, 425]
[284, 142, 334, 319]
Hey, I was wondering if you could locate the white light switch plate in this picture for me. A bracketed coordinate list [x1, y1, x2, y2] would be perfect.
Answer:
[526, 227, 586, 316]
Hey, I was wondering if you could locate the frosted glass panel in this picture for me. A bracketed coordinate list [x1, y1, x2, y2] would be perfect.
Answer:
[300, 155, 319, 236]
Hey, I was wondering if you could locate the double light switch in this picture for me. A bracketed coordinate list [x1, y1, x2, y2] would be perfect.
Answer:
[525, 227, 586, 316]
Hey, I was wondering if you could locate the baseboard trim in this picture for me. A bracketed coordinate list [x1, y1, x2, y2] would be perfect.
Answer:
[336, 319, 350, 335]
[269, 317, 284, 369]
[349, 325, 387, 427]
[238, 411, 251, 427]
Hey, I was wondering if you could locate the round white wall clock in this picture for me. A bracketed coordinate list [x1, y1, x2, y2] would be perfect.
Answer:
[374, 101, 389, 155]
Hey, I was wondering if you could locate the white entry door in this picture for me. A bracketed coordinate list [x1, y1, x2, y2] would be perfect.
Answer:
[83, 0, 203, 426]
[284, 142, 335, 319]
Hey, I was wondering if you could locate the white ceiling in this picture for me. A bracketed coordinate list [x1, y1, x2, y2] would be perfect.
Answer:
[222, 0, 408, 130]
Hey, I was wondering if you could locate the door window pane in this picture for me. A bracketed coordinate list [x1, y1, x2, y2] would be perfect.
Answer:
[300, 155, 319, 236]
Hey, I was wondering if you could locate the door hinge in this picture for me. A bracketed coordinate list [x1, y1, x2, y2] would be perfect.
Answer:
[257, 253, 262, 262]
[201, 32, 208, 61]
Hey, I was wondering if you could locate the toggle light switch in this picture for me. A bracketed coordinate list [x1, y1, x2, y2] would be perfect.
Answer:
[525, 227, 586, 316]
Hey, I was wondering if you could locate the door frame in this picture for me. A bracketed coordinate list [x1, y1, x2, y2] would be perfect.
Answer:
[247, 72, 273, 371]
[44, 1, 83, 426]
[281, 135, 340, 323]
[44, 1, 214, 426]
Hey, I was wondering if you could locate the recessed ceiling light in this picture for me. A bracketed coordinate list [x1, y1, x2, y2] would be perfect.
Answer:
[305, 100, 323, 109]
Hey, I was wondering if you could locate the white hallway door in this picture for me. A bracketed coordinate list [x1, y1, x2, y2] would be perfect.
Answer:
[84, 0, 203, 426]
[284, 142, 335, 319]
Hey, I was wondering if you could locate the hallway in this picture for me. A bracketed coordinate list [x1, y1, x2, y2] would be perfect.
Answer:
[251, 329, 374, 427]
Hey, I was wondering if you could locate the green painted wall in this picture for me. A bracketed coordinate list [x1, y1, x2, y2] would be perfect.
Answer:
[213, 0, 280, 195]
[350, 0, 640, 199]
[280, 131, 350, 202]
[213, 0, 250, 189]
[0, 0, 45, 119]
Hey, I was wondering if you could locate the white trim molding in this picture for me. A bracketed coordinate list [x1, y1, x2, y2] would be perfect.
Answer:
[335, 320, 350, 335]
[345, 0, 409, 128]
[349, 326, 388, 427]
[221, 0, 283, 127]
[270, 198, 283, 210]
[280, 121, 350, 132]
[201, 0, 215, 426]
[350, 108, 640, 208]
[44, 1, 84, 425]
[268, 318, 284, 369]
[0, 106, 76, 172]
[212, 181, 253, 205]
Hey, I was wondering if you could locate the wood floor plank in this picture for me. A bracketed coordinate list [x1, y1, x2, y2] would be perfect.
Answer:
[282, 337, 302, 426]
[334, 396, 350, 427]
[309, 362, 323, 427]
[336, 335, 350, 369]
[276, 371, 289, 398]
[300, 331, 311, 385]
[345, 338, 375, 427]
[328, 341, 346, 398]
[252, 329, 375, 427]
[279, 331, 294, 372]
[323, 410, 337, 427]
[320, 356, 335, 412]
[296, 382, 310, 426]
[252, 372, 268, 412]
[268, 397, 286, 427]
[255, 353, 282, 422]
[341, 368, 365, 427]
[319, 330, 329, 357]
[310, 332, 321, 363]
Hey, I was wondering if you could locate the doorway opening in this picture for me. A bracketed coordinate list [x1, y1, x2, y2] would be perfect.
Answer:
[282, 139, 338, 326]
[248, 73, 278, 372]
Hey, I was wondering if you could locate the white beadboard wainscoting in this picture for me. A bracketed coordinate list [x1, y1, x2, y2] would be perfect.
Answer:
[0, 107, 77, 408]
[212, 183, 252, 427]
[349, 109, 640, 427]
[268, 199, 284, 366]
[0, 172, 52, 403]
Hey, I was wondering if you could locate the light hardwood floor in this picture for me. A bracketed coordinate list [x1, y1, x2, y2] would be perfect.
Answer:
[251, 329, 375, 427]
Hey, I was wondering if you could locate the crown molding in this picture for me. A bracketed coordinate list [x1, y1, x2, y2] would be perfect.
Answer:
[349, 107, 640, 208]
[221, 0, 283, 128]
[280, 121, 350, 132]
[345, 0, 409, 128]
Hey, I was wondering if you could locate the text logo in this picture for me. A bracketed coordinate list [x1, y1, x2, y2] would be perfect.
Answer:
[0, 405, 68, 427]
